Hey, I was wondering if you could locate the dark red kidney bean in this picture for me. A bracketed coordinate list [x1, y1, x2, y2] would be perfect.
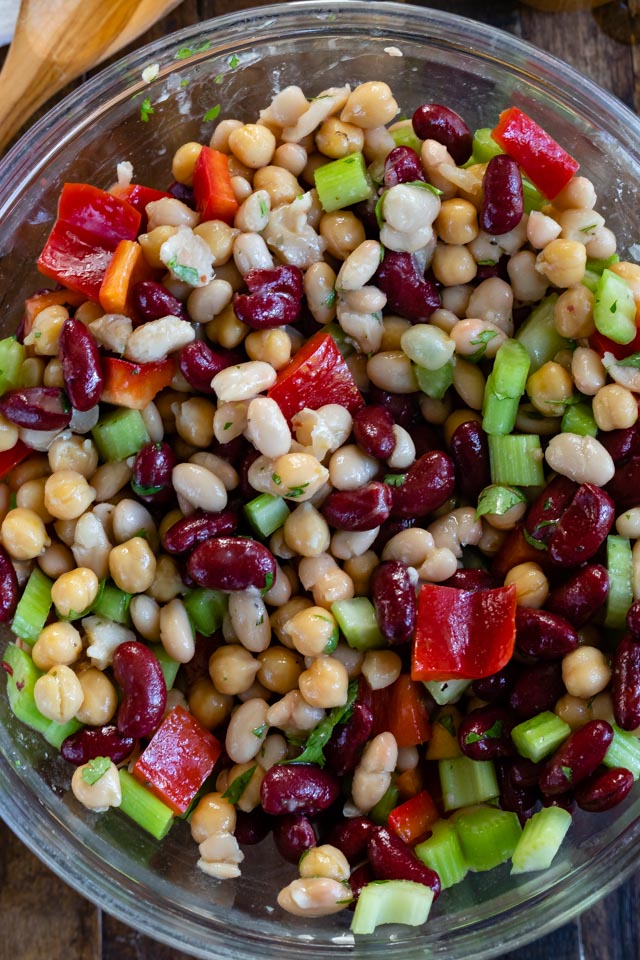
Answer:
[273, 813, 317, 864]
[0, 544, 18, 622]
[612, 634, 640, 731]
[508, 661, 566, 720]
[370, 560, 416, 644]
[181, 631, 221, 687]
[443, 569, 502, 592]
[321, 481, 393, 531]
[548, 483, 615, 566]
[606, 456, 640, 511]
[368, 827, 441, 897]
[353, 405, 396, 459]
[391, 450, 455, 519]
[525, 474, 578, 546]
[383, 146, 425, 187]
[547, 564, 609, 628]
[133, 280, 188, 323]
[162, 510, 238, 554]
[239, 447, 261, 500]
[598, 426, 640, 464]
[179, 341, 235, 394]
[575, 766, 634, 812]
[472, 660, 520, 703]
[349, 862, 375, 903]
[325, 681, 374, 777]
[234, 808, 271, 845]
[168, 181, 195, 207]
[234, 265, 303, 330]
[112, 642, 167, 739]
[475, 253, 510, 282]
[411, 102, 472, 165]
[327, 816, 377, 865]
[627, 599, 640, 641]
[375, 251, 440, 322]
[406, 421, 439, 458]
[515, 607, 579, 660]
[260, 763, 339, 817]
[480, 155, 524, 235]
[246, 264, 303, 298]
[368, 387, 420, 429]
[539, 720, 614, 795]
[542, 793, 577, 814]
[0, 387, 71, 431]
[59, 317, 103, 411]
[497, 763, 538, 823]
[188, 536, 276, 591]
[131, 441, 176, 503]
[510, 757, 544, 787]
[60, 724, 136, 766]
[458, 705, 515, 761]
[449, 419, 490, 503]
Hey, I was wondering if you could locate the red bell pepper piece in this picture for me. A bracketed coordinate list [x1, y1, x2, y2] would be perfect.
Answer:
[268, 331, 364, 423]
[101, 356, 175, 409]
[109, 182, 171, 214]
[492, 107, 579, 200]
[590, 326, 640, 361]
[388, 790, 439, 845]
[412, 583, 517, 682]
[193, 146, 239, 225]
[0, 440, 30, 480]
[133, 706, 222, 814]
[372, 674, 432, 748]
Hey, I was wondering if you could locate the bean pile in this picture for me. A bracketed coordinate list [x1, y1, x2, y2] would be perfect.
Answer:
[2, 77, 640, 929]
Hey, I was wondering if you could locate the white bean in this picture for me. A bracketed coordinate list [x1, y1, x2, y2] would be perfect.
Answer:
[545, 433, 615, 486]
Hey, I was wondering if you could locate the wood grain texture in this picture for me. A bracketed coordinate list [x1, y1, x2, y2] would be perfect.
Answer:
[1, 2, 639, 959]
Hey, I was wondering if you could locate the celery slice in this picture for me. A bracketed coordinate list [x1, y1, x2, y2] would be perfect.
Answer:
[244, 493, 290, 538]
[604, 535, 633, 630]
[482, 339, 530, 436]
[488, 434, 544, 487]
[511, 711, 571, 762]
[439, 756, 499, 811]
[561, 401, 597, 437]
[471, 127, 504, 163]
[414, 359, 454, 400]
[351, 880, 434, 935]
[0, 337, 26, 396]
[183, 588, 227, 637]
[314, 152, 373, 213]
[331, 598, 385, 651]
[390, 124, 423, 154]
[423, 678, 472, 706]
[149, 643, 180, 690]
[454, 805, 522, 871]
[603, 723, 640, 779]
[593, 269, 636, 344]
[2, 643, 82, 747]
[92, 581, 132, 625]
[511, 806, 571, 874]
[368, 778, 399, 825]
[522, 176, 545, 214]
[514, 295, 567, 373]
[415, 819, 468, 889]
[118, 769, 174, 839]
[92, 408, 150, 462]
[11, 567, 53, 643]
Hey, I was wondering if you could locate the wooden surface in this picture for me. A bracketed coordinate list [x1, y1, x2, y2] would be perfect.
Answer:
[1, 1, 640, 958]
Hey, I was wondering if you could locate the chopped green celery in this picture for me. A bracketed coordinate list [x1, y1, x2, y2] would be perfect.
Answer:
[593, 269, 636, 344]
[415, 819, 468, 888]
[244, 493, 290, 538]
[582, 269, 600, 294]
[453, 805, 522, 871]
[424, 678, 472, 706]
[414, 359, 454, 400]
[587, 253, 620, 275]
[314, 152, 373, 212]
[488, 434, 544, 487]
[368, 778, 399, 825]
[92, 581, 132, 625]
[439, 756, 499, 811]
[92, 408, 150, 462]
[183, 588, 227, 637]
[604, 535, 633, 630]
[390, 124, 423, 154]
[561, 401, 597, 437]
[603, 723, 640, 779]
[324, 322, 355, 358]
[511, 806, 572, 874]
[471, 127, 503, 163]
[149, 644, 180, 690]
[522, 176, 545, 214]
[2, 643, 82, 747]
[514, 294, 568, 373]
[511, 711, 571, 762]
[482, 339, 531, 435]
[11, 567, 53, 643]
[330, 597, 385, 651]
[0, 337, 26, 396]
[118, 769, 174, 839]
[351, 880, 434, 935]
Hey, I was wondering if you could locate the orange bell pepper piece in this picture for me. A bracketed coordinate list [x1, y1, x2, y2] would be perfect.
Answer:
[99, 239, 156, 316]
[101, 356, 175, 409]
[23, 289, 85, 339]
[372, 674, 432, 748]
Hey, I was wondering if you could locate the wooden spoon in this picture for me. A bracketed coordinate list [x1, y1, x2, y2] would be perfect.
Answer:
[0, 0, 183, 152]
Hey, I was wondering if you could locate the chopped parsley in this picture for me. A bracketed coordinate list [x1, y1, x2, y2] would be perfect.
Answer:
[271, 473, 282, 486]
[81, 756, 111, 786]
[166, 256, 201, 285]
[229, 54, 240, 68]
[384, 473, 406, 487]
[287, 482, 310, 498]
[437, 714, 456, 738]
[252, 723, 268, 738]
[262, 571, 274, 594]
[140, 97, 154, 123]
[286, 679, 359, 766]
[469, 329, 498, 362]
[204, 105, 221, 122]
[464, 719, 503, 746]
[214, 73, 223, 84]
[222, 765, 257, 803]
[223, 421, 233, 430]
[561, 765, 573, 782]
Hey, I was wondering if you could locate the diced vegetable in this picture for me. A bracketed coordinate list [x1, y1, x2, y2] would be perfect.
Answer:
[415, 819, 469, 889]
[511, 806, 572, 874]
[414, 359, 454, 400]
[511, 711, 571, 762]
[183, 588, 228, 637]
[482, 339, 531, 436]
[439, 756, 499, 811]
[118, 768, 175, 840]
[491, 107, 579, 199]
[0, 440, 30, 480]
[92, 407, 150, 461]
[593, 268, 637, 345]
[100, 357, 176, 410]
[331, 597, 385, 651]
[244, 493, 291, 538]
[0, 337, 26, 396]
[515, 294, 568, 372]
[351, 880, 434, 935]
[99, 239, 155, 315]
[11, 567, 53, 643]
[387, 790, 439, 844]
[193, 146, 239, 224]
[603, 723, 640, 779]
[561, 402, 597, 437]
[91, 582, 132, 625]
[487, 434, 545, 487]
[314, 152, 373, 212]
[604, 535, 633, 630]
[453, 805, 522, 872]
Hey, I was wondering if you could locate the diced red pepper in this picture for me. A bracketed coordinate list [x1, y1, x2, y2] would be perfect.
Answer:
[56, 183, 141, 247]
[267, 331, 364, 423]
[133, 705, 222, 814]
[590, 325, 640, 361]
[101, 356, 176, 409]
[371, 674, 432, 748]
[388, 790, 439, 845]
[109, 182, 171, 215]
[412, 583, 517, 682]
[492, 107, 579, 200]
[192, 146, 239, 225]
[0, 440, 30, 480]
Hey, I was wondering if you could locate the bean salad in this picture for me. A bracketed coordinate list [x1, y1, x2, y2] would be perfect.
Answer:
[2, 76, 640, 935]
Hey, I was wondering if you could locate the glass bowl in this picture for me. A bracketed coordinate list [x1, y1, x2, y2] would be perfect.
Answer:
[1, 2, 640, 958]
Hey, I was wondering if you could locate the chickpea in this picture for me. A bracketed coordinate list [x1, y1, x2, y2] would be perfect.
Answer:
[504, 562, 549, 608]
[562, 646, 611, 699]
[71, 760, 122, 812]
[1, 506, 50, 559]
[536, 239, 586, 288]
[32, 622, 83, 670]
[171, 141, 203, 185]
[44, 470, 96, 520]
[75, 667, 118, 726]
[555, 693, 590, 731]
[340, 81, 398, 129]
[33, 665, 84, 723]
[51, 567, 99, 618]
[435, 198, 479, 245]
[228, 123, 276, 168]
[109, 536, 157, 593]
[191, 792, 236, 843]
[209, 644, 260, 696]
[319, 211, 366, 260]
[299, 844, 350, 882]
[257, 646, 303, 694]
[592, 384, 638, 432]
[298, 655, 349, 709]
[282, 606, 338, 658]
[189, 676, 234, 729]
[526, 361, 574, 417]
[431, 243, 477, 286]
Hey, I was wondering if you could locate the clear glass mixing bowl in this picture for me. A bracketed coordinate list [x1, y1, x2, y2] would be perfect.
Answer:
[1, 3, 640, 957]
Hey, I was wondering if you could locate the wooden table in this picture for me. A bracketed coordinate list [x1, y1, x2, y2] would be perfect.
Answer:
[1, 0, 639, 957]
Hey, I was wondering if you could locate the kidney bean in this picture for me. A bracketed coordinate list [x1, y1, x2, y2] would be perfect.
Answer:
[508, 660, 566, 720]
[179, 341, 235, 394]
[188, 536, 276, 591]
[162, 510, 238, 554]
[368, 387, 420, 429]
[443, 569, 502, 592]
[325, 682, 374, 777]
[60, 724, 136, 766]
[411, 102, 472, 165]
[539, 719, 614, 795]
[390, 450, 455, 519]
[327, 816, 377, 865]
[168, 181, 196, 208]
[0, 545, 18, 622]
[598, 426, 640, 464]
[131, 441, 176, 504]
[260, 763, 339, 817]
[548, 484, 615, 566]
[510, 757, 544, 788]
[575, 766, 634, 813]
[273, 813, 317, 864]
[606, 456, 640, 511]
[546, 565, 608, 628]
[449, 419, 490, 503]
[480, 155, 524, 235]
[525, 475, 578, 547]
[542, 793, 577, 814]
[383, 146, 426, 187]
[368, 827, 441, 897]
[112, 641, 167, 739]
[234, 265, 303, 330]
[515, 607, 579, 660]
[234, 808, 272, 845]
[133, 280, 188, 323]
[321, 481, 393, 531]
[406, 421, 439, 458]
[627, 600, 640, 641]
[375, 251, 440, 322]
[0, 387, 71, 431]
[472, 660, 520, 703]
[475, 254, 510, 283]
[349, 862, 375, 903]
[353, 405, 396, 460]
[497, 763, 538, 823]
[370, 560, 416, 644]
[59, 316, 104, 412]
[611, 634, 640, 731]
[458, 705, 515, 761]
